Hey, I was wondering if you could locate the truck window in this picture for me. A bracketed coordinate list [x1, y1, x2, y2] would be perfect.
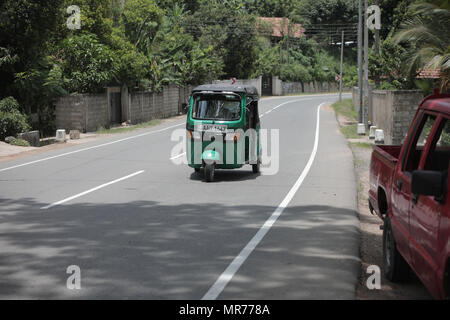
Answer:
[424, 118, 450, 172]
[405, 114, 436, 173]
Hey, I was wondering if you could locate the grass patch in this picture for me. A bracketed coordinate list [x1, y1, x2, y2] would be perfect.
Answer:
[350, 142, 373, 149]
[331, 99, 357, 121]
[340, 124, 361, 139]
[10, 138, 30, 147]
[96, 119, 162, 134]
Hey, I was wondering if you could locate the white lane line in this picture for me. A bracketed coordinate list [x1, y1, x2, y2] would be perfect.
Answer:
[40, 170, 145, 210]
[170, 152, 186, 160]
[259, 98, 313, 119]
[202, 102, 326, 300]
[0, 123, 184, 173]
[1, 94, 342, 173]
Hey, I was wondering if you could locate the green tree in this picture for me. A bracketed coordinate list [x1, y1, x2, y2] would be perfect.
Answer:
[369, 38, 413, 89]
[0, 0, 65, 99]
[293, 0, 358, 25]
[121, 0, 164, 55]
[184, 0, 259, 79]
[394, 0, 450, 92]
[61, 0, 114, 44]
[59, 34, 117, 93]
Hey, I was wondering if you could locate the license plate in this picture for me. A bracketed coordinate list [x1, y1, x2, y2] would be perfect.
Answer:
[196, 124, 227, 132]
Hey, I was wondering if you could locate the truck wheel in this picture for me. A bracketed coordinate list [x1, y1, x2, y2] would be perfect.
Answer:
[252, 158, 261, 174]
[204, 164, 215, 182]
[383, 217, 410, 282]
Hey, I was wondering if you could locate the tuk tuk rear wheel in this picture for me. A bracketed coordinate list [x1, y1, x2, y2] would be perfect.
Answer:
[194, 167, 200, 173]
[205, 164, 215, 182]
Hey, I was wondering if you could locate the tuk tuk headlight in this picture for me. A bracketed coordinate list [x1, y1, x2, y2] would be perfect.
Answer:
[187, 130, 201, 140]
[225, 132, 241, 142]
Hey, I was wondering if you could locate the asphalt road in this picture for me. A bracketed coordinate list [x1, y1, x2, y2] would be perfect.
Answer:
[0, 93, 359, 299]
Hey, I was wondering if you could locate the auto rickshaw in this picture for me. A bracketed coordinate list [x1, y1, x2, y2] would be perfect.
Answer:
[186, 84, 261, 182]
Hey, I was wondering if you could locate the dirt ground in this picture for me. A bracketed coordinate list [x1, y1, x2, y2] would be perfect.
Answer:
[334, 111, 431, 299]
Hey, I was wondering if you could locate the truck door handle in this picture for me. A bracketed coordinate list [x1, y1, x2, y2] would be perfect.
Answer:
[397, 179, 403, 190]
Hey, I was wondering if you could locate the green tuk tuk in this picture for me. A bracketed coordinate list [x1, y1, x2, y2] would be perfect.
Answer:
[186, 84, 262, 182]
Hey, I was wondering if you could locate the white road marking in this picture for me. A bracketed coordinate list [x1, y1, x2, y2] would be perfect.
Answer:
[0, 94, 347, 173]
[202, 102, 326, 300]
[0, 123, 184, 173]
[170, 152, 186, 160]
[40, 170, 145, 209]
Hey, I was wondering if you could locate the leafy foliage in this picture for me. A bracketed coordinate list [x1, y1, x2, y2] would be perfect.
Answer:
[184, 0, 259, 79]
[369, 38, 413, 89]
[59, 34, 117, 93]
[10, 138, 31, 147]
[394, 0, 450, 92]
[0, 97, 30, 140]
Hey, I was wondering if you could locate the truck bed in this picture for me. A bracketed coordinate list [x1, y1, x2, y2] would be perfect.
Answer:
[374, 145, 402, 163]
[369, 145, 402, 219]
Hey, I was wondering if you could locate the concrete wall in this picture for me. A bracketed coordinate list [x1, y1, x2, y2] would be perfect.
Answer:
[56, 85, 192, 133]
[55, 95, 85, 132]
[280, 80, 347, 95]
[85, 94, 109, 132]
[372, 90, 424, 145]
[55, 94, 108, 133]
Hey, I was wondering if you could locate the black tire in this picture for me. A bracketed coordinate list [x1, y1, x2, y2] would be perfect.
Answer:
[383, 217, 410, 282]
[252, 158, 261, 174]
[204, 164, 215, 182]
[194, 167, 200, 173]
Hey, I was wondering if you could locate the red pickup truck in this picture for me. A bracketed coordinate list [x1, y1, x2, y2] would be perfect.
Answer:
[369, 92, 450, 299]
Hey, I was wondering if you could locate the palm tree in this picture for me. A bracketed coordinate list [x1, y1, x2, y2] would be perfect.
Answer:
[394, 0, 450, 92]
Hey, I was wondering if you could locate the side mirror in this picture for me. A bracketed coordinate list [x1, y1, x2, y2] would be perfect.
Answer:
[411, 170, 447, 201]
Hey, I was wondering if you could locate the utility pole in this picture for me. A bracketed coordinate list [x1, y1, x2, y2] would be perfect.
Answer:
[287, 25, 290, 65]
[364, 0, 369, 126]
[339, 30, 344, 102]
[374, 0, 380, 55]
[358, 0, 363, 123]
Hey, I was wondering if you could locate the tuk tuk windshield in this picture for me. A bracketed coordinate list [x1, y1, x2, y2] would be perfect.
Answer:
[192, 94, 242, 121]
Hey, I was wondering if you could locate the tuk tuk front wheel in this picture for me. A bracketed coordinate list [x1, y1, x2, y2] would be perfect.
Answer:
[204, 164, 215, 182]
[252, 158, 261, 174]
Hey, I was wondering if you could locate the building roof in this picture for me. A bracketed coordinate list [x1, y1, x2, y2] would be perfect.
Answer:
[257, 17, 305, 38]
[192, 84, 259, 97]
[417, 68, 441, 79]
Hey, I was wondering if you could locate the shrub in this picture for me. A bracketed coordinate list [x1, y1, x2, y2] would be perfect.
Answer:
[10, 138, 30, 147]
[0, 97, 30, 140]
